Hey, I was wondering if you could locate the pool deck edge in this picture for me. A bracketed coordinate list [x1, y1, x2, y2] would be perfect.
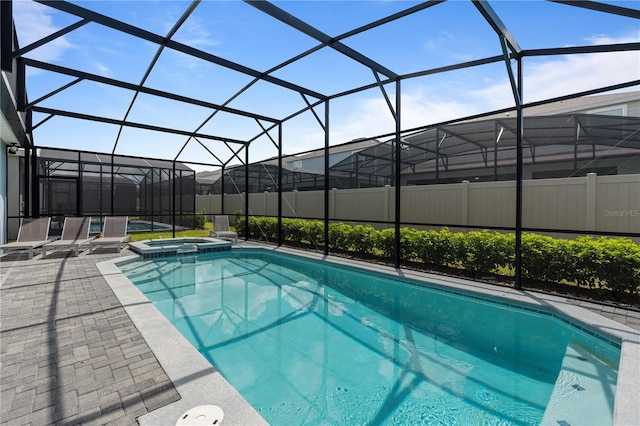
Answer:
[96, 256, 268, 426]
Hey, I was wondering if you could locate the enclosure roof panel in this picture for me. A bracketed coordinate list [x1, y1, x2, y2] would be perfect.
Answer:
[8, 0, 640, 167]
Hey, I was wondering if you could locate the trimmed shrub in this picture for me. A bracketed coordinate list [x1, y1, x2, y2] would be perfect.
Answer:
[235, 215, 640, 297]
[595, 237, 640, 296]
[303, 220, 324, 246]
[521, 233, 570, 282]
[569, 237, 601, 288]
[329, 222, 352, 250]
[348, 224, 377, 255]
[413, 230, 442, 267]
[283, 219, 305, 243]
[460, 231, 510, 275]
[375, 228, 396, 258]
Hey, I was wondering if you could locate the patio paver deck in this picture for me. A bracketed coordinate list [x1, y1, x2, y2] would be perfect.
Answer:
[1, 249, 180, 425]
[1, 247, 639, 425]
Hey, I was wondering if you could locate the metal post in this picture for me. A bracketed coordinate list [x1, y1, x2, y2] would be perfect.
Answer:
[191, 169, 196, 229]
[110, 155, 114, 216]
[150, 168, 155, 231]
[277, 123, 283, 247]
[172, 161, 176, 237]
[324, 100, 330, 256]
[220, 165, 225, 214]
[99, 163, 103, 220]
[514, 58, 524, 290]
[573, 119, 579, 175]
[435, 128, 440, 184]
[494, 121, 499, 180]
[77, 151, 82, 217]
[244, 147, 249, 241]
[30, 147, 38, 217]
[394, 79, 401, 268]
[354, 153, 359, 189]
[24, 146, 30, 217]
[16, 58, 26, 112]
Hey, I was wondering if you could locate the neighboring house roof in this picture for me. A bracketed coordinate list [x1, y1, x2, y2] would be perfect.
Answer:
[329, 113, 640, 178]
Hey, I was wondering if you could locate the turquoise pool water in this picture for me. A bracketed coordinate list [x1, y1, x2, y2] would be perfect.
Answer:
[120, 249, 620, 425]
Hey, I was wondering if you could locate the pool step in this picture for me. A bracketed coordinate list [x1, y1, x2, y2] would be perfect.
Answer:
[540, 343, 617, 426]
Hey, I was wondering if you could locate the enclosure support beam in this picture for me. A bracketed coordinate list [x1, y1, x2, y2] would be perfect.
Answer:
[77, 151, 83, 217]
[245, 0, 398, 79]
[16, 58, 26, 112]
[24, 146, 30, 217]
[116, 1, 200, 155]
[0, 0, 12, 71]
[394, 80, 402, 268]
[172, 161, 176, 238]
[435, 129, 440, 183]
[99, 164, 103, 220]
[244, 148, 249, 242]
[12, 20, 90, 59]
[33, 0, 325, 101]
[278, 124, 283, 247]
[499, 33, 524, 290]
[151, 169, 155, 231]
[30, 105, 249, 146]
[324, 100, 330, 256]
[30, 148, 39, 217]
[494, 122, 499, 181]
[573, 120, 579, 175]
[514, 59, 524, 290]
[221, 165, 225, 215]
[110, 155, 115, 216]
[473, 0, 521, 55]
[23, 59, 278, 125]
[549, 0, 640, 19]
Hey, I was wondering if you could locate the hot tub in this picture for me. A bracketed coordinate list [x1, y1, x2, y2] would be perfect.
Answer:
[128, 237, 231, 258]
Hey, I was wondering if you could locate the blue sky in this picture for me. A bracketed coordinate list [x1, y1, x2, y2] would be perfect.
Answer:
[12, 0, 640, 170]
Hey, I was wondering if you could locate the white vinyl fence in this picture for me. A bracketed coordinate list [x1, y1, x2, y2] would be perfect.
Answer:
[197, 173, 640, 236]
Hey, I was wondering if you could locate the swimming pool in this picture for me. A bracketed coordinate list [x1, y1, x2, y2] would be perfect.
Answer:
[90, 219, 174, 234]
[118, 248, 623, 425]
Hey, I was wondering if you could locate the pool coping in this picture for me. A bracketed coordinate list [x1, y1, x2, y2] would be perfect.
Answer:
[96, 256, 268, 426]
[98, 244, 640, 425]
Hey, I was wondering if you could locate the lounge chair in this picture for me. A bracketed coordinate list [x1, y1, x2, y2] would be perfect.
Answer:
[0, 217, 53, 259]
[90, 216, 131, 253]
[210, 215, 238, 243]
[42, 217, 95, 258]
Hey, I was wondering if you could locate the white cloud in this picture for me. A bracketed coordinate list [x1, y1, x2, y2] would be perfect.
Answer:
[472, 34, 640, 107]
[177, 17, 222, 49]
[281, 88, 479, 155]
[93, 62, 112, 78]
[301, 32, 640, 151]
[12, 1, 74, 62]
[327, 91, 478, 145]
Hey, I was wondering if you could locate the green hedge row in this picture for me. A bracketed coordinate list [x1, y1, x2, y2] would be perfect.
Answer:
[235, 216, 640, 295]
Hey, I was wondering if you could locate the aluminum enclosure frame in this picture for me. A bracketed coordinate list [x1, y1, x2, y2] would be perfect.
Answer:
[3, 0, 640, 288]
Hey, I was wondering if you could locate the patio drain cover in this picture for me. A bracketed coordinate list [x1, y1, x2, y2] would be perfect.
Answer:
[176, 405, 224, 425]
